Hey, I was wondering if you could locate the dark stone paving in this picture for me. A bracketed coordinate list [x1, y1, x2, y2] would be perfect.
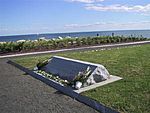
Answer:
[0, 59, 99, 113]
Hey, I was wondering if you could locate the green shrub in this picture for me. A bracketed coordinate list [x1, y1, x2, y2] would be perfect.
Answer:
[37, 59, 49, 69]
[0, 36, 148, 54]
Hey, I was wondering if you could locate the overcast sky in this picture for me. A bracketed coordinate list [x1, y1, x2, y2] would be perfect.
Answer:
[0, 0, 150, 36]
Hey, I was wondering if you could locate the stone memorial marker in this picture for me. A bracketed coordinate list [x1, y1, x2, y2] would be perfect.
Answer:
[41, 56, 110, 85]
[8, 60, 120, 113]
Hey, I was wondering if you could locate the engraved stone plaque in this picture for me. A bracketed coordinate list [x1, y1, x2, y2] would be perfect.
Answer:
[41, 56, 110, 82]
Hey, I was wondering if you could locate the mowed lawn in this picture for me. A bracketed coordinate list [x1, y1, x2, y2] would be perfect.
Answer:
[14, 44, 150, 113]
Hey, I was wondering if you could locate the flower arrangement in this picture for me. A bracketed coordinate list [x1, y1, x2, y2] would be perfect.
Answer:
[35, 70, 69, 86]
[35, 66, 92, 89]
[73, 66, 92, 83]
[72, 66, 92, 89]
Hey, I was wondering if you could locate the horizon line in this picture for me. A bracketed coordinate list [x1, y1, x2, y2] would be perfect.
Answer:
[0, 29, 150, 37]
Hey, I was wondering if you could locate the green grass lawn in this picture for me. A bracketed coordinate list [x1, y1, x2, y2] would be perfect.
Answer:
[13, 45, 150, 113]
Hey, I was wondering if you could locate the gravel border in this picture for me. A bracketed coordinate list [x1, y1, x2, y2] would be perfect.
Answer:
[0, 59, 99, 113]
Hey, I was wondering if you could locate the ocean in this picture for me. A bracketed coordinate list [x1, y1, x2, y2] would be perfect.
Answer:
[0, 30, 150, 42]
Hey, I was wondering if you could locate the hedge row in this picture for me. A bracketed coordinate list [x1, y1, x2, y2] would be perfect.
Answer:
[0, 36, 148, 54]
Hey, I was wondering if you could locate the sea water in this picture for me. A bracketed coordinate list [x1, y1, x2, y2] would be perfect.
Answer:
[0, 30, 150, 42]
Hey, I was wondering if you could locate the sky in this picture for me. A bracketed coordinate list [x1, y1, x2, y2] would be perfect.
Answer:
[0, 0, 150, 36]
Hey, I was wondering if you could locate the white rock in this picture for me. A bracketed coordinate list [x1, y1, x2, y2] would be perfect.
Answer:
[58, 36, 63, 39]
[66, 36, 71, 38]
[0, 41, 6, 44]
[17, 40, 26, 43]
[64, 80, 68, 82]
[75, 81, 82, 89]
[86, 66, 110, 85]
[34, 67, 38, 70]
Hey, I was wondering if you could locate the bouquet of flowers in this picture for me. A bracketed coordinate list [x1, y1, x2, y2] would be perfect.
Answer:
[73, 66, 92, 89]
[35, 66, 92, 89]
[36, 70, 69, 86]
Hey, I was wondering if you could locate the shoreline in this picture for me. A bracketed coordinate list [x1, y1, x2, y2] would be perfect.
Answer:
[0, 29, 150, 42]
[1, 40, 150, 59]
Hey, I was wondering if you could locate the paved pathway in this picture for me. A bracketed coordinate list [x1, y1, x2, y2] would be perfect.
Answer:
[0, 40, 150, 58]
[0, 59, 98, 113]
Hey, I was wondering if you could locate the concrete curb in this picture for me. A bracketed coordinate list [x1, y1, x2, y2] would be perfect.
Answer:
[1, 41, 150, 59]
[74, 75, 122, 93]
